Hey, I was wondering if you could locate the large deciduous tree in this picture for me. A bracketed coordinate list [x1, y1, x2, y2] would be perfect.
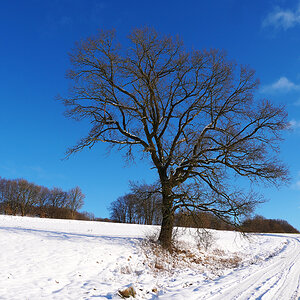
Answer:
[61, 28, 288, 249]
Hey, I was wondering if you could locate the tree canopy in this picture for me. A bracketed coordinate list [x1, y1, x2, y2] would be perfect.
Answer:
[61, 28, 288, 249]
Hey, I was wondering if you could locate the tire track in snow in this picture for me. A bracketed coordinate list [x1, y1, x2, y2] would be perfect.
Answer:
[260, 238, 300, 300]
[204, 235, 300, 300]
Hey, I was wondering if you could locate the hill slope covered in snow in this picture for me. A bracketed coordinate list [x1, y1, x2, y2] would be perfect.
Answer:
[0, 215, 299, 299]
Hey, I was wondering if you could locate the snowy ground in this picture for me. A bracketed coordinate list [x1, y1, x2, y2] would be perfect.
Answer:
[0, 215, 299, 299]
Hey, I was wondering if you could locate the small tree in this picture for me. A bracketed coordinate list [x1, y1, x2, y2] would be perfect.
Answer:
[61, 28, 288, 249]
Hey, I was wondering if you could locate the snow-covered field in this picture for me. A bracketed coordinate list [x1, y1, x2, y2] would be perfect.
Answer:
[0, 215, 299, 299]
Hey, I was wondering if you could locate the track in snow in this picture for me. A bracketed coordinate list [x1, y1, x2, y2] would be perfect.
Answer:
[194, 234, 300, 300]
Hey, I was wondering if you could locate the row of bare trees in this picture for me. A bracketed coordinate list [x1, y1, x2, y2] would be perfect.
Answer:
[109, 184, 237, 229]
[0, 177, 85, 219]
[109, 182, 241, 229]
[109, 183, 162, 225]
[110, 188, 299, 233]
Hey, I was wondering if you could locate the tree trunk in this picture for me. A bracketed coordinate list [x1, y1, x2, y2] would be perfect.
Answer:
[158, 185, 174, 250]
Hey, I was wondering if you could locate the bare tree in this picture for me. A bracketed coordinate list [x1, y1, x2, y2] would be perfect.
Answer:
[61, 28, 288, 249]
[49, 187, 68, 209]
[67, 186, 85, 218]
[129, 183, 162, 225]
[2, 179, 19, 215]
[0, 178, 8, 214]
[0, 178, 5, 203]
[109, 196, 128, 223]
[36, 186, 51, 217]
[109, 183, 161, 225]
[109, 194, 137, 223]
[17, 179, 40, 216]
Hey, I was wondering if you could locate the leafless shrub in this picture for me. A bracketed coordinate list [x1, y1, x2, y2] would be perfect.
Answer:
[194, 228, 215, 251]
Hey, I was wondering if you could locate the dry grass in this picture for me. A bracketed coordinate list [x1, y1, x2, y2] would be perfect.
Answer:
[141, 238, 242, 275]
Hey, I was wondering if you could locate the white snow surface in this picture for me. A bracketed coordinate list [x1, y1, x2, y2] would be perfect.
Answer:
[0, 215, 299, 299]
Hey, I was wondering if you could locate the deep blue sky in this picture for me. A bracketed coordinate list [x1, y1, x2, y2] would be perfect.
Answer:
[1, 0, 300, 229]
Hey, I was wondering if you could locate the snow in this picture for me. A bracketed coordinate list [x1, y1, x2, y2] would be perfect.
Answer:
[0, 215, 299, 299]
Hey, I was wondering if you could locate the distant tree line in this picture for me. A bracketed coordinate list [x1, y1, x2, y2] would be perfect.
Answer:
[175, 212, 299, 233]
[109, 186, 299, 233]
[0, 177, 86, 219]
[241, 215, 299, 233]
[108, 184, 232, 228]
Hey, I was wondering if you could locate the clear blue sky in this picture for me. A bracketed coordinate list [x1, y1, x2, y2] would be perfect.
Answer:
[1, 0, 300, 229]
